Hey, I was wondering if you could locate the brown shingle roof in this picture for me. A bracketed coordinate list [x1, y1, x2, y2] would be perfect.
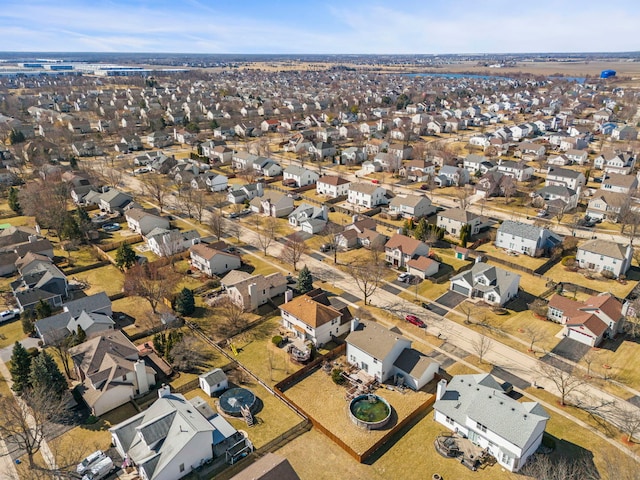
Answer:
[280, 294, 341, 328]
[385, 234, 426, 256]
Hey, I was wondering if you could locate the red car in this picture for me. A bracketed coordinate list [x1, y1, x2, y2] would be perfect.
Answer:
[405, 314, 426, 328]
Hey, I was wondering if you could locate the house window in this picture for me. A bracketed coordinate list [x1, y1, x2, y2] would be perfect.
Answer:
[476, 422, 487, 433]
[487, 293, 496, 302]
[373, 358, 378, 364]
[445, 416, 454, 425]
[179, 464, 185, 473]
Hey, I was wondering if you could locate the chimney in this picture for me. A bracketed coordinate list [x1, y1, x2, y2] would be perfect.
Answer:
[436, 379, 448, 401]
[256, 182, 264, 196]
[350, 317, 360, 332]
[134, 359, 150, 395]
[158, 383, 171, 398]
[28, 235, 38, 243]
[248, 282, 258, 311]
[284, 289, 293, 303]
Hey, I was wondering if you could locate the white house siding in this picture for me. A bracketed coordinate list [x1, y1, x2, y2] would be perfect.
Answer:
[495, 233, 539, 256]
[280, 311, 342, 346]
[576, 250, 628, 278]
[346, 340, 411, 383]
[150, 431, 212, 480]
[92, 385, 135, 416]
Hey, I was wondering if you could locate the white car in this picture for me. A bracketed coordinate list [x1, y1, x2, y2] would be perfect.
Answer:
[77, 450, 106, 474]
[0, 308, 20, 323]
[134, 166, 151, 175]
[397, 272, 411, 282]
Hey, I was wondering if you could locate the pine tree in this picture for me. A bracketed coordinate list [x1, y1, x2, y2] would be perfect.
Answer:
[9, 342, 32, 395]
[174, 287, 195, 316]
[21, 311, 34, 335]
[115, 243, 137, 270]
[29, 351, 67, 398]
[8, 187, 21, 214]
[297, 265, 313, 294]
[413, 218, 428, 241]
[60, 213, 82, 241]
[35, 300, 52, 320]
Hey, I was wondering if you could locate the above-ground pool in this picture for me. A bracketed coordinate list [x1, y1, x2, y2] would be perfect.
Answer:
[349, 394, 392, 429]
[218, 387, 257, 417]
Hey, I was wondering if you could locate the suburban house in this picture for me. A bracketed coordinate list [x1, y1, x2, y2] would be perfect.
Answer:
[283, 166, 319, 187]
[34, 291, 114, 345]
[545, 167, 585, 191]
[496, 160, 534, 181]
[449, 262, 520, 306]
[532, 185, 579, 212]
[434, 374, 549, 472]
[547, 293, 626, 347]
[388, 194, 436, 219]
[191, 172, 228, 192]
[227, 183, 263, 204]
[199, 368, 228, 397]
[400, 159, 436, 182]
[600, 172, 638, 194]
[97, 188, 134, 213]
[384, 234, 430, 269]
[336, 217, 386, 250]
[436, 165, 470, 187]
[126, 208, 170, 236]
[190, 244, 242, 276]
[69, 330, 156, 416]
[495, 221, 562, 257]
[546, 154, 572, 166]
[565, 149, 589, 165]
[146, 228, 200, 257]
[288, 204, 328, 234]
[437, 208, 483, 236]
[231, 151, 259, 171]
[316, 175, 350, 198]
[611, 125, 638, 141]
[406, 256, 440, 280]
[463, 154, 495, 175]
[347, 183, 388, 208]
[228, 453, 300, 480]
[576, 239, 633, 278]
[345, 318, 440, 389]
[220, 270, 288, 311]
[249, 191, 294, 218]
[280, 289, 352, 347]
[586, 191, 628, 220]
[12, 259, 68, 312]
[475, 171, 513, 198]
[110, 388, 251, 480]
[594, 152, 636, 175]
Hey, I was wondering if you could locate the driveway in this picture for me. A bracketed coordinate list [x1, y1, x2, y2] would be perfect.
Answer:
[380, 283, 401, 295]
[434, 290, 467, 312]
[491, 366, 531, 390]
[0, 336, 40, 362]
[550, 337, 592, 363]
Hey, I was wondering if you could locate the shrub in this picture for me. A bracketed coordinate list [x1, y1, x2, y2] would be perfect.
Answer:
[272, 335, 283, 347]
[85, 415, 99, 425]
[561, 255, 575, 266]
[601, 270, 616, 279]
[331, 368, 345, 385]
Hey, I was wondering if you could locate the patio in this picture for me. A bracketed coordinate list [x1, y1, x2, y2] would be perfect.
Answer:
[434, 432, 493, 471]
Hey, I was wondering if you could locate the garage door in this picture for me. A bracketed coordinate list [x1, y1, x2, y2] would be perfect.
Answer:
[567, 328, 595, 347]
[452, 284, 470, 296]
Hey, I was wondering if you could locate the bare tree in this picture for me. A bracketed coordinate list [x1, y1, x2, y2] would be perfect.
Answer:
[502, 176, 517, 205]
[214, 296, 249, 336]
[18, 175, 69, 238]
[624, 298, 640, 338]
[208, 211, 225, 240]
[191, 189, 207, 223]
[538, 363, 583, 406]
[0, 388, 68, 469]
[322, 222, 343, 264]
[523, 325, 545, 352]
[516, 452, 600, 480]
[347, 260, 384, 305]
[124, 263, 179, 314]
[455, 184, 474, 210]
[210, 191, 227, 213]
[282, 233, 308, 271]
[472, 335, 493, 364]
[48, 331, 74, 380]
[459, 302, 474, 324]
[581, 350, 597, 378]
[142, 173, 170, 212]
[170, 334, 210, 373]
[555, 205, 567, 225]
[254, 216, 279, 256]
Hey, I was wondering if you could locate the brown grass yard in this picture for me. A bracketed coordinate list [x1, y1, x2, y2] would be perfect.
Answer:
[475, 243, 549, 271]
[543, 263, 636, 299]
[184, 378, 303, 450]
[76, 264, 124, 297]
[284, 363, 433, 456]
[0, 319, 26, 350]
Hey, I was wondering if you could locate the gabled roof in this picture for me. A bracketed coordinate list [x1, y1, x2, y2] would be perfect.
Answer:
[438, 208, 479, 223]
[435, 374, 549, 449]
[190, 243, 236, 261]
[280, 294, 341, 328]
[578, 239, 629, 260]
[498, 220, 545, 241]
[318, 175, 350, 186]
[346, 319, 410, 361]
[389, 194, 429, 208]
[385, 234, 427, 256]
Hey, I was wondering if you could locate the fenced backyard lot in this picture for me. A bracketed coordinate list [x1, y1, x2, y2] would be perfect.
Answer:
[283, 359, 432, 457]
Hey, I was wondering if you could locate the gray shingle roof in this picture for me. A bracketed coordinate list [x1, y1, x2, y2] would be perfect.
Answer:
[435, 374, 549, 449]
[498, 220, 543, 242]
[346, 319, 409, 361]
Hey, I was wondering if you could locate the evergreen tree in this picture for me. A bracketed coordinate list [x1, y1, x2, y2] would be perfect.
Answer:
[69, 155, 79, 170]
[9, 128, 25, 144]
[21, 310, 34, 335]
[35, 300, 52, 320]
[460, 224, 471, 248]
[115, 243, 137, 270]
[60, 213, 82, 241]
[76, 325, 87, 344]
[8, 187, 21, 214]
[174, 287, 195, 316]
[29, 351, 67, 398]
[297, 265, 313, 294]
[9, 342, 32, 395]
[153, 332, 166, 357]
[413, 218, 428, 241]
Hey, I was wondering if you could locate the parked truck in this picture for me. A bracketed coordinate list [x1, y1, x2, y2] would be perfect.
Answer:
[82, 456, 114, 480]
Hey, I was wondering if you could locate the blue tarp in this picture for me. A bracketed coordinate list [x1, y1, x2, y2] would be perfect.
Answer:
[600, 70, 616, 79]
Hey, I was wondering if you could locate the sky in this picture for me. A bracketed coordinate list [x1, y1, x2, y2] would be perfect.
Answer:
[1, 0, 638, 54]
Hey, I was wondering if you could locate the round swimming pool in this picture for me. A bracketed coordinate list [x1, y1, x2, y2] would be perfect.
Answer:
[219, 387, 256, 417]
[349, 394, 392, 429]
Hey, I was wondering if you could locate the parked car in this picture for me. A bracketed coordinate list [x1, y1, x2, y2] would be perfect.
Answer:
[405, 314, 426, 328]
[0, 308, 20, 324]
[420, 184, 430, 190]
[320, 243, 333, 252]
[371, 179, 380, 184]
[133, 166, 151, 175]
[536, 210, 548, 218]
[102, 223, 121, 232]
[397, 272, 411, 282]
[77, 451, 106, 475]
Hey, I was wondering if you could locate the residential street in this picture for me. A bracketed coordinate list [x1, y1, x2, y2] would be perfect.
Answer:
[107, 162, 640, 460]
